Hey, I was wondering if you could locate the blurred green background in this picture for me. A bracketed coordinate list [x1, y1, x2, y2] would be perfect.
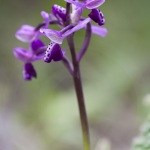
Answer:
[1, 0, 150, 150]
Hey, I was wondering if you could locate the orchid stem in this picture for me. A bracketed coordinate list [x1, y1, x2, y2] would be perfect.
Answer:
[67, 34, 90, 150]
[62, 56, 74, 76]
[77, 22, 92, 62]
[65, 3, 90, 150]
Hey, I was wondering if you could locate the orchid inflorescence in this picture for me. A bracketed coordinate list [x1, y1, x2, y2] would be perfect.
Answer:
[13, 0, 107, 80]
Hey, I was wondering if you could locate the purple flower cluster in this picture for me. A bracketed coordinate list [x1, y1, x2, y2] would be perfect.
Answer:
[14, 0, 107, 80]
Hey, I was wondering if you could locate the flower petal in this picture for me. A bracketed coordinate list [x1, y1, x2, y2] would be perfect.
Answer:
[64, 0, 86, 8]
[51, 47, 64, 62]
[41, 11, 50, 28]
[86, 0, 105, 9]
[44, 42, 64, 63]
[40, 29, 64, 44]
[63, 18, 91, 37]
[13, 47, 33, 62]
[64, 0, 105, 9]
[71, 6, 83, 24]
[31, 39, 45, 52]
[13, 47, 42, 62]
[88, 9, 105, 26]
[15, 25, 37, 43]
[91, 25, 108, 37]
[52, 4, 66, 22]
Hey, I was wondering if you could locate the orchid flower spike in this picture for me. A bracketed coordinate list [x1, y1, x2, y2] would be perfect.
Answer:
[64, 0, 105, 9]
[13, 39, 45, 80]
[14, 0, 108, 81]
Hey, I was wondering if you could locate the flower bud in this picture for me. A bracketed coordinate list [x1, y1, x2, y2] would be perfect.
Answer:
[23, 63, 37, 80]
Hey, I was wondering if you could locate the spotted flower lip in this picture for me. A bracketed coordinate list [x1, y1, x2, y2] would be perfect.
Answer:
[88, 9, 105, 26]
[44, 42, 65, 63]
[64, 0, 105, 9]
[52, 4, 67, 23]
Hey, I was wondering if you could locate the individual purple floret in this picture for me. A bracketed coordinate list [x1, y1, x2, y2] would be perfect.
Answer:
[13, 39, 45, 80]
[52, 4, 67, 23]
[88, 9, 105, 26]
[15, 11, 49, 43]
[44, 41, 65, 63]
[15, 25, 38, 43]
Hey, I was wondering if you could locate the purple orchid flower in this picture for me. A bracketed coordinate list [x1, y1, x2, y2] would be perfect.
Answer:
[40, 0, 107, 45]
[40, 17, 107, 44]
[51, 4, 82, 25]
[64, 0, 105, 9]
[13, 39, 45, 80]
[15, 25, 38, 43]
[40, 18, 91, 44]
[52, 4, 67, 23]
[15, 11, 49, 43]
[13, 1, 108, 149]
[88, 9, 105, 26]
[14, 1, 107, 81]
[44, 41, 66, 63]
